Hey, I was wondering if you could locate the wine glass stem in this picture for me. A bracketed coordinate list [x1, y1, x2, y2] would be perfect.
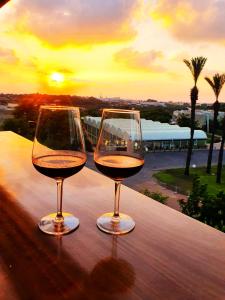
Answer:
[113, 181, 121, 219]
[55, 179, 64, 223]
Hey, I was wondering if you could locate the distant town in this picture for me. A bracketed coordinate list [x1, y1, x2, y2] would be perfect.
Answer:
[0, 92, 189, 128]
[1, 92, 225, 129]
[0, 92, 209, 108]
[1, 92, 225, 151]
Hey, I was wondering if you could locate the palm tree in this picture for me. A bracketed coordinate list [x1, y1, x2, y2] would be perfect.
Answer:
[184, 57, 207, 176]
[217, 114, 225, 183]
[205, 74, 225, 174]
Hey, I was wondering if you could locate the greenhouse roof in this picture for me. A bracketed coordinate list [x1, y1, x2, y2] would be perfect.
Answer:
[84, 117, 207, 141]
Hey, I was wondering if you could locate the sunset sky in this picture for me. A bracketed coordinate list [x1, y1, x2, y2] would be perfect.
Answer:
[1, 0, 225, 102]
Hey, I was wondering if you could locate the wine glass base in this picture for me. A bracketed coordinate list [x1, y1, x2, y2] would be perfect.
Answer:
[39, 212, 79, 236]
[97, 212, 135, 235]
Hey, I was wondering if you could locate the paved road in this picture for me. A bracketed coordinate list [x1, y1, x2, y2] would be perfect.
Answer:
[86, 150, 225, 187]
[86, 150, 225, 210]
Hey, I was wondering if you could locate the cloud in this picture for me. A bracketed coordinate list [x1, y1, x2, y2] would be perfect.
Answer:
[0, 48, 19, 64]
[151, 0, 225, 43]
[114, 47, 164, 71]
[6, 0, 141, 46]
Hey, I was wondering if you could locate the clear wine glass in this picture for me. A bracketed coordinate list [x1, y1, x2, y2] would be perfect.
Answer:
[94, 109, 144, 235]
[32, 105, 87, 235]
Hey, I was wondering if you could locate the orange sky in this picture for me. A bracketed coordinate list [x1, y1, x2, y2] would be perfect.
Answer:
[1, 0, 225, 102]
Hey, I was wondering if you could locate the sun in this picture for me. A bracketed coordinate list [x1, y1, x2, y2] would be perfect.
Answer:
[50, 72, 64, 83]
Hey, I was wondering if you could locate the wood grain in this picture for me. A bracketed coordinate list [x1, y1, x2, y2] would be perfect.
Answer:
[0, 131, 225, 300]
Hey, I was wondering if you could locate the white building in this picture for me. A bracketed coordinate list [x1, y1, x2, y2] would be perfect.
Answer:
[83, 116, 207, 151]
[7, 103, 19, 110]
[173, 109, 225, 130]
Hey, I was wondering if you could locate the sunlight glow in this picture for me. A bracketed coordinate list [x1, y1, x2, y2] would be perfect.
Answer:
[1, 1, 225, 101]
[50, 72, 64, 83]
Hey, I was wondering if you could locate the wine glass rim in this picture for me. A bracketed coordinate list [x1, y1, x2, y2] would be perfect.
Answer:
[40, 105, 79, 110]
[103, 108, 140, 114]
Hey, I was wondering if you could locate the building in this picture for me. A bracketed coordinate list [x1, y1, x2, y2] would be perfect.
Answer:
[7, 103, 19, 110]
[83, 116, 207, 151]
[173, 109, 225, 131]
[139, 100, 166, 107]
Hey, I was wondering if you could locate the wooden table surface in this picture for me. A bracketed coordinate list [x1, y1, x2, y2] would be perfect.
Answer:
[0, 131, 225, 300]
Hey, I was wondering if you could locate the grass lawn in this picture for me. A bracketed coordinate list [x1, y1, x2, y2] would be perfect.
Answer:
[154, 166, 225, 196]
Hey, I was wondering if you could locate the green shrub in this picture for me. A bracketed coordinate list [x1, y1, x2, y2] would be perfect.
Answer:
[140, 189, 168, 204]
[179, 175, 225, 232]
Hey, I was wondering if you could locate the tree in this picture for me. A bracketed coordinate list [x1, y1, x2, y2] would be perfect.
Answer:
[183, 57, 207, 176]
[205, 74, 225, 174]
[140, 107, 172, 123]
[179, 175, 207, 218]
[177, 113, 200, 129]
[2, 117, 34, 140]
[179, 175, 225, 231]
[216, 116, 225, 183]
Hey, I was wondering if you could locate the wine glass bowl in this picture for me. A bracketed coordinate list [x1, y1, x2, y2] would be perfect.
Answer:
[32, 105, 86, 235]
[94, 109, 144, 235]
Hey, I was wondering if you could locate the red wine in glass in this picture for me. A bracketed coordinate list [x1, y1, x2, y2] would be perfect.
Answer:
[32, 106, 87, 235]
[94, 109, 144, 235]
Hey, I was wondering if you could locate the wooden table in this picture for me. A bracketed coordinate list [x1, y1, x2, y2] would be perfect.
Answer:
[0, 131, 225, 300]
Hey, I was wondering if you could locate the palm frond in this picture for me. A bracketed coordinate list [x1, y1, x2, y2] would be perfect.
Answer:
[183, 59, 193, 75]
[205, 73, 225, 99]
[192, 57, 207, 84]
[205, 77, 215, 91]
[184, 57, 207, 84]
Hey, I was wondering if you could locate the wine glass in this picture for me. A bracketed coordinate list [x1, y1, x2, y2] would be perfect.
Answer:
[94, 109, 144, 235]
[32, 105, 87, 235]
